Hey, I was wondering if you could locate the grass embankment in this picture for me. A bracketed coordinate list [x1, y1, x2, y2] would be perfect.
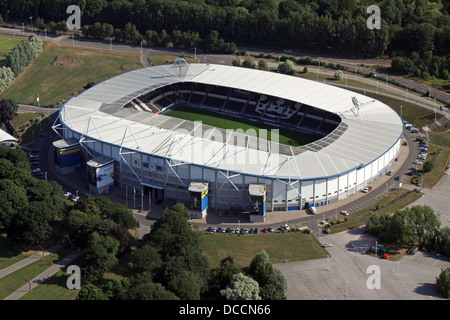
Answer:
[329, 188, 423, 234]
[201, 231, 328, 268]
[9, 112, 48, 144]
[0, 40, 143, 105]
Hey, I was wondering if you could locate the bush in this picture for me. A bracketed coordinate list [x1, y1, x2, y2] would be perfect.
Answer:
[242, 57, 256, 69]
[423, 160, 434, 173]
[303, 66, 308, 73]
[278, 60, 296, 75]
[232, 57, 241, 67]
[334, 70, 344, 81]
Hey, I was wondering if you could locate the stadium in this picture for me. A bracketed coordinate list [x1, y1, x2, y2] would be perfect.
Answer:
[53, 59, 404, 219]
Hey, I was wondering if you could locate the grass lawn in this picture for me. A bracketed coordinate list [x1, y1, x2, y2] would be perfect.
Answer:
[19, 269, 80, 300]
[0, 235, 39, 270]
[0, 251, 65, 300]
[165, 105, 321, 147]
[148, 54, 198, 66]
[0, 40, 143, 106]
[329, 188, 423, 234]
[0, 35, 24, 61]
[201, 231, 328, 268]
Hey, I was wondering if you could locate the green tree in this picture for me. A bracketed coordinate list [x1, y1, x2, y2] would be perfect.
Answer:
[232, 56, 242, 67]
[7, 201, 56, 245]
[221, 272, 261, 300]
[0, 179, 28, 228]
[0, 67, 15, 92]
[80, 232, 120, 282]
[144, 203, 209, 297]
[122, 23, 143, 44]
[334, 70, 344, 80]
[436, 267, 450, 298]
[277, 60, 295, 75]
[242, 57, 256, 69]
[144, 30, 158, 45]
[422, 160, 434, 173]
[77, 284, 108, 300]
[259, 267, 287, 300]
[0, 99, 17, 125]
[258, 59, 268, 71]
[208, 256, 242, 295]
[109, 272, 179, 300]
[133, 244, 162, 273]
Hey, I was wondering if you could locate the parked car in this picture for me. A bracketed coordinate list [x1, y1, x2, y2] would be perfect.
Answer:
[363, 187, 369, 193]
[212, 227, 217, 233]
[262, 228, 268, 233]
[394, 176, 400, 181]
[34, 171, 45, 179]
[407, 245, 419, 255]
[32, 167, 42, 173]
[387, 170, 394, 176]
[268, 227, 274, 232]
[254, 228, 259, 234]
[322, 243, 332, 248]
[340, 211, 349, 216]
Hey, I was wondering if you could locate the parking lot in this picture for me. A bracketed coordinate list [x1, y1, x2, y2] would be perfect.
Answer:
[275, 227, 449, 300]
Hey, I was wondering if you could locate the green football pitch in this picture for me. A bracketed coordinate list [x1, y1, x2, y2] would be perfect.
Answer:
[164, 105, 321, 147]
[0, 35, 24, 61]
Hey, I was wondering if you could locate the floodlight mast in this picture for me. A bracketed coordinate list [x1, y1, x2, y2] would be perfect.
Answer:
[350, 96, 376, 117]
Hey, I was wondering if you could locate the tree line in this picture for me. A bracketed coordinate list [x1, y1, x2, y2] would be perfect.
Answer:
[366, 205, 450, 256]
[1, 1, 449, 55]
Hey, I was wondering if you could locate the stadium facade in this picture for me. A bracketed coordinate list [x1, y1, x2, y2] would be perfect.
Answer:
[53, 61, 404, 216]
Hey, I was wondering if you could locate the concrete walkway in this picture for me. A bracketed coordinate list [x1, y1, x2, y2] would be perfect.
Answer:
[0, 243, 65, 279]
[4, 252, 80, 300]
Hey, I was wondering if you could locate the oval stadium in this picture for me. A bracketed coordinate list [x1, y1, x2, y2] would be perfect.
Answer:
[53, 59, 404, 220]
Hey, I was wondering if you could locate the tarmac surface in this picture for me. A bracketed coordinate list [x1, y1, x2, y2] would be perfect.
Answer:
[275, 226, 450, 300]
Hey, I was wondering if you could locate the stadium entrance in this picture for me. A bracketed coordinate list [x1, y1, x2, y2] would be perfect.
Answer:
[142, 182, 165, 207]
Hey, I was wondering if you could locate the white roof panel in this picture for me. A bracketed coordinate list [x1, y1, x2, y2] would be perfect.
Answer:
[60, 63, 403, 180]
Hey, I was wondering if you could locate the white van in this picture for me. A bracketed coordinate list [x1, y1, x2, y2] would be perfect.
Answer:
[309, 207, 317, 214]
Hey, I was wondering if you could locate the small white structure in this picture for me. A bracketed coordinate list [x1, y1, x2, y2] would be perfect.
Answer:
[0, 128, 17, 147]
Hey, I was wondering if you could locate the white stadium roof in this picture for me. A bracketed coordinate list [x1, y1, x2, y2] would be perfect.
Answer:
[59, 63, 404, 181]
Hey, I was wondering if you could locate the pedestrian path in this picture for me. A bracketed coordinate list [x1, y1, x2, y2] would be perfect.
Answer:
[4, 252, 80, 300]
[0, 243, 65, 279]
